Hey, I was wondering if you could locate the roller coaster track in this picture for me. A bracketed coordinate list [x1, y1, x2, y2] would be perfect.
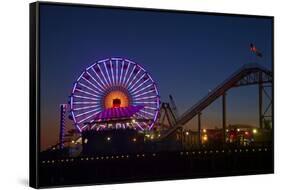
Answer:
[159, 63, 273, 140]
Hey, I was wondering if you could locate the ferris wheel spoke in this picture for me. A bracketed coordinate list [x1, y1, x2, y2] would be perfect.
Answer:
[109, 59, 115, 86]
[140, 109, 155, 116]
[75, 88, 101, 98]
[115, 59, 120, 86]
[80, 124, 88, 130]
[144, 106, 158, 110]
[135, 122, 144, 131]
[124, 65, 136, 87]
[73, 104, 100, 111]
[86, 70, 106, 91]
[78, 82, 101, 95]
[82, 76, 104, 94]
[103, 61, 112, 86]
[128, 73, 146, 91]
[142, 122, 149, 127]
[130, 79, 150, 94]
[75, 107, 101, 117]
[122, 62, 131, 86]
[77, 110, 101, 124]
[90, 123, 96, 130]
[97, 64, 110, 87]
[73, 95, 100, 101]
[127, 69, 142, 89]
[135, 95, 157, 101]
[119, 60, 124, 85]
[135, 112, 150, 120]
[134, 101, 157, 104]
[132, 83, 153, 95]
[91, 67, 107, 90]
[134, 89, 155, 98]
[73, 101, 98, 105]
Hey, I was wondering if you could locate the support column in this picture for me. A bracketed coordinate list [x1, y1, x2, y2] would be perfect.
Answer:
[59, 104, 67, 149]
[259, 71, 263, 129]
[198, 112, 202, 146]
[181, 127, 184, 150]
[222, 93, 226, 145]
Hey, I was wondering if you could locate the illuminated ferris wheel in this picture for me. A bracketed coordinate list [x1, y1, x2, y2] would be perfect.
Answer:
[69, 57, 160, 132]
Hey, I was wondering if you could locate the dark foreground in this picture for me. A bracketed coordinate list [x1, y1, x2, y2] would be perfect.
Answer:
[39, 146, 273, 188]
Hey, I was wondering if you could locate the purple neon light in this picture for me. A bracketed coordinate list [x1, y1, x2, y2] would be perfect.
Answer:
[91, 66, 107, 89]
[93, 105, 144, 121]
[85, 71, 106, 91]
[116, 59, 119, 86]
[103, 61, 112, 85]
[82, 76, 104, 94]
[70, 57, 160, 132]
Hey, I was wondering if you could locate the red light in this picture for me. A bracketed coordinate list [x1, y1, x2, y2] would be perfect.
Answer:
[113, 98, 121, 108]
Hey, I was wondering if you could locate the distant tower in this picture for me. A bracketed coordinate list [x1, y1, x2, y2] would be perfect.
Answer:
[59, 104, 67, 149]
[169, 95, 179, 119]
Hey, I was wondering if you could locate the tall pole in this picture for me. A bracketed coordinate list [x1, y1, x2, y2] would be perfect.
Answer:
[181, 126, 184, 150]
[259, 71, 263, 129]
[198, 112, 202, 147]
[59, 104, 67, 149]
[222, 93, 226, 145]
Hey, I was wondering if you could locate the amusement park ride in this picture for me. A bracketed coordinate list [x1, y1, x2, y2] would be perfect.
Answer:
[44, 57, 273, 157]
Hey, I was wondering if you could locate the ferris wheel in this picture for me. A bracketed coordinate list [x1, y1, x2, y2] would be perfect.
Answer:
[69, 57, 160, 132]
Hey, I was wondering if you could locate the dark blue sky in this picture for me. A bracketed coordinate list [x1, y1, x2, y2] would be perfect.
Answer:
[39, 4, 272, 150]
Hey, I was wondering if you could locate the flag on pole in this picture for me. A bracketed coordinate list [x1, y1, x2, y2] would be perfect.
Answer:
[250, 43, 263, 57]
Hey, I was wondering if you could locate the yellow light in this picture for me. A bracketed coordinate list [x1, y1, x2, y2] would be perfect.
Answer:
[203, 135, 208, 141]
[132, 119, 136, 123]
[237, 128, 240, 132]
[71, 140, 75, 144]
[203, 129, 207, 133]
[185, 131, 189, 135]
[253, 129, 258, 134]
[132, 138, 137, 142]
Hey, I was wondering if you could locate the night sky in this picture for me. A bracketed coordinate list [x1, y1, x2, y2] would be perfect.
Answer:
[39, 4, 273, 150]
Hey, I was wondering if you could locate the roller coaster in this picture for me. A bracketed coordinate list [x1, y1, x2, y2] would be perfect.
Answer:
[158, 63, 273, 145]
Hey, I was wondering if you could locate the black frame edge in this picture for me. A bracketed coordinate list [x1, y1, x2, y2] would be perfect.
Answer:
[37, 0, 273, 19]
[29, 2, 39, 189]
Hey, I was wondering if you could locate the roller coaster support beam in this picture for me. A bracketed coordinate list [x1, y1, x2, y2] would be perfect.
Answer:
[198, 112, 202, 147]
[222, 93, 227, 145]
[259, 71, 263, 129]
